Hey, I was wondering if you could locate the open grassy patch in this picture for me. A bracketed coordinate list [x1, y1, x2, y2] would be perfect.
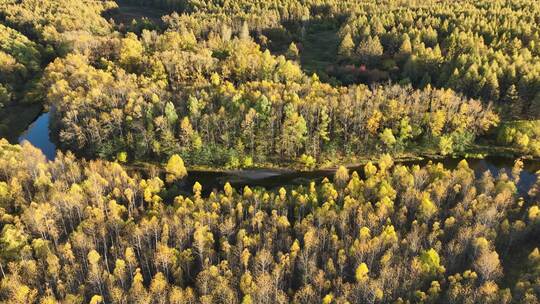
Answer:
[105, 3, 167, 26]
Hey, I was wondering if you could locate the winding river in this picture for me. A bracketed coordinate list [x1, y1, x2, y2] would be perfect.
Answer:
[184, 157, 540, 196]
[15, 112, 539, 194]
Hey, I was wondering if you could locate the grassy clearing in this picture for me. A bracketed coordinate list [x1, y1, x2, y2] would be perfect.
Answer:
[106, 4, 167, 25]
[299, 29, 340, 76]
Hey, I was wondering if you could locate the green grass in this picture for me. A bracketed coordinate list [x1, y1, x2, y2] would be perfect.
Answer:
[299, 29, 340, 77]
[107, 4, 167, 25]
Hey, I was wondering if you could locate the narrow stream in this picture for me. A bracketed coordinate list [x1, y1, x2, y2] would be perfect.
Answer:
[183, 157, 540, 195]
[16, 112, 539, 194]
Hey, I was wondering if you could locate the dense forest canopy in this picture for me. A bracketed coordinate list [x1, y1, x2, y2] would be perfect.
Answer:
[0, 0, 116, 46]
[13, 0, 536, 168]
[1, 140, 540, 303]
[142, 0, 540, 118]
[1, 0, 540, 303]
[0, 24, 41, 105]
[336, 0, 540, 117]
[42, 33, 498, 167]
[0, 0, 117, 138]
[2, 0, 540, 166]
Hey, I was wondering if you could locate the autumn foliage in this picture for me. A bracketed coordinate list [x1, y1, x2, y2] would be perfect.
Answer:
[1, 140, 540, 303]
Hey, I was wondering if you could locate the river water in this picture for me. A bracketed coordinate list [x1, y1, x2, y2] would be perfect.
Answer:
[18, 112, 56, 160]
[16, 113, 539, 194]
[184, 157, 540, 196]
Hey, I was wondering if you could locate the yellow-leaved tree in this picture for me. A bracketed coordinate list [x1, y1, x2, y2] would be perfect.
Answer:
[165, 154, 188, 183]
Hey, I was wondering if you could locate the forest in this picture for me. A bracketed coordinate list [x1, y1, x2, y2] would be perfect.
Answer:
[1, 0, 540, 303]
[1, 0, 540, 168]
[1, 140, 540, 303]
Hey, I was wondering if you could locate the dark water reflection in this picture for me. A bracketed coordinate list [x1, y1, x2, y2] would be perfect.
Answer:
[18, 112, 56, 160]
[16, 112, 539, 196]
[184, 157, 539, 196]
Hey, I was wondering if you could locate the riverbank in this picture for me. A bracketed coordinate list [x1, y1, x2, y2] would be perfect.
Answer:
[7, 109, 539, 174]
[125, 148, 540, 179]
[122, 153, 540, 198]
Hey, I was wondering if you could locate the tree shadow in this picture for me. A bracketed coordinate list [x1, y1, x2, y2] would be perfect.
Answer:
[259, 9, 393, 86]
[103, 2, 168, 33]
